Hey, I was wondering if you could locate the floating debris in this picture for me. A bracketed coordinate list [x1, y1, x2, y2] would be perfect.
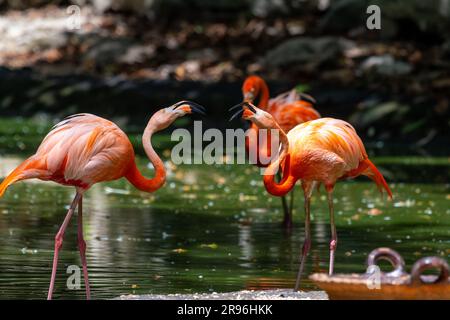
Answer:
[394, 199, 415, 207]
[172, 248, 187, 253]
[162, 149, 171, 158]
[367, 208, 383, 216]
[21, 247, 38, 254]
[248, 208, 267, 214]
[181, 193, 197, 199]
[239, 193, 258, 202]
[200, 243, 218, 249]
[104, 187, 130, 195]
[215, 176, 226, 185]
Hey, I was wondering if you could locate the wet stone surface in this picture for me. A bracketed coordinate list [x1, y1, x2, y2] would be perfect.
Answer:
[116, 289, 329, 300]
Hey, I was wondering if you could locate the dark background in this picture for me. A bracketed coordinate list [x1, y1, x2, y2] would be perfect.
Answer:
[0, 0, 449, 152]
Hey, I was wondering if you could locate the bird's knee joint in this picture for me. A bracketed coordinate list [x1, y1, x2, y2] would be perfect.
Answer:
[54, 233, 64, 249]
[330, 239, 337, 250]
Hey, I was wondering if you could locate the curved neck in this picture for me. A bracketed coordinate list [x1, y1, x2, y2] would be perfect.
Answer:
[262, 125, 296, 196]
[257, 79, 270, 109]
[126, 122, 166, 193]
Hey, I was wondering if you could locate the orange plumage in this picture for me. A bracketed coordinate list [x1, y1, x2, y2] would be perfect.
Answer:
[264, 118, 392, 198]
[235, 102, 392, 290]
[0, 114, 135, 195]
[240, 75, 321, 228]
[0, 101, 204, 300]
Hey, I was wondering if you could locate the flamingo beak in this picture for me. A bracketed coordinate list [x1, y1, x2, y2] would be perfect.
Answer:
[174, 100, 206, 115]
[242, 108, 254, 119]
[228, 101, 256, 121]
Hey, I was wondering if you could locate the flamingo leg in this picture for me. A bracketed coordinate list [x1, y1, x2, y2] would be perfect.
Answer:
[294, 182, 315, 291]
[77, 196, 91, 299]
[277, 172, 292, 228]
[280, 195, 291, 228]
[48, 192, 82, 300]
[327, 190, 337, 275]
[289, 188, 295, 219]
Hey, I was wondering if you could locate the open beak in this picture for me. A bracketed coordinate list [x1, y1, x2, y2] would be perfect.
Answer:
[174, 100, 206, 115]
[228, 101, 257, 121]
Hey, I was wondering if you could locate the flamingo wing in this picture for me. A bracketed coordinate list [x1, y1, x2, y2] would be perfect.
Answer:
[267, 89, 320, 132]
[0, 114, 134, 196]
[288, 118, 367, 179]
[288, 118, 392, 197]
[270, 88, 316, 108]
[37, 114, 133, 187]
[271, 101, 321, 132]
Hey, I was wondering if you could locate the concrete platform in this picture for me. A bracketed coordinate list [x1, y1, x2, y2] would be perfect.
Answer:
[116, 289, 328, 300]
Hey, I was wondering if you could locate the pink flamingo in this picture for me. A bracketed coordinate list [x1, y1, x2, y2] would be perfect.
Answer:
[230, 102, 392, 290]
[0, 101, 205, 299]
[241, 75, 320, 227]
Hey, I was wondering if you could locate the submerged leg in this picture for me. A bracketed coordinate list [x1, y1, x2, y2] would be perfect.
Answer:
[288, 187, 295, 220]
[77, 196, 91, 299]
[294, 182, 315, 291]
[327, 188, 338, 275]
[277, 172, 292, 228]
[48, 192, 82, 300]
[281, 195, 292, 228]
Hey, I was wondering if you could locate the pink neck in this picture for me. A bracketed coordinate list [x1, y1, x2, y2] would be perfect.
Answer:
[263, 154, 296, 196]
[261, 123, 296, 196]
[126, 123, 166, 193]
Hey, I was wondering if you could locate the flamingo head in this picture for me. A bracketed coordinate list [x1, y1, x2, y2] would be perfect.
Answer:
[150, 100, 205, 131]
[229, 101, 276, 130]
[242, 75, 265, 104]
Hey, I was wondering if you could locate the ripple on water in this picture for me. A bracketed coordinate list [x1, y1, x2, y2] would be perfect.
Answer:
[0, 158, 448, 299]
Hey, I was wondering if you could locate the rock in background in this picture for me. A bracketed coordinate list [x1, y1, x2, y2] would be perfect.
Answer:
[0, 0, 448, 145]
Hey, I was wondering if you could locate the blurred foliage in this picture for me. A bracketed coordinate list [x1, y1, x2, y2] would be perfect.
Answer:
[0, 0, 449, 147]
[321, 0, 450, 41]
[0, 0, 68, 9]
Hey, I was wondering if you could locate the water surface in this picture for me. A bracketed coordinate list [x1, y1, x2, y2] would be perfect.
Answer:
[0, 154, 448, 299]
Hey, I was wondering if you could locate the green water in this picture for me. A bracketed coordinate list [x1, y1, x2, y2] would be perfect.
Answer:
[0, 118, 448, 299]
